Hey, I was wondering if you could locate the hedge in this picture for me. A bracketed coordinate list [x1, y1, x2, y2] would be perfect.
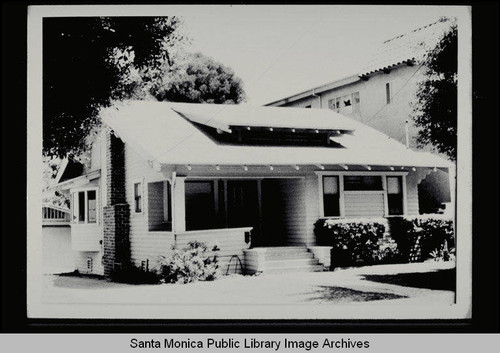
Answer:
[387, 216, 455, 262]
[315, 216, 455, 268]
[314, 219, 387, 267]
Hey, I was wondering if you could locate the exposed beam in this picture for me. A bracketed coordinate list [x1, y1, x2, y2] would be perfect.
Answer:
[363, 165, 372, 171]
[316, 164, 325, 170]
[338, 164, 349, 170]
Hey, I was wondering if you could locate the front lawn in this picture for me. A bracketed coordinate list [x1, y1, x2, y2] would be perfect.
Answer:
[361, 268, 456, 291]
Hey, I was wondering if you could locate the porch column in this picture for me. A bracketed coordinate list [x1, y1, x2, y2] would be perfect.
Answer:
[173, 176, 186, 233]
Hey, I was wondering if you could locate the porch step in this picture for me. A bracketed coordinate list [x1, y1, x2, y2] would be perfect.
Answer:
[265, 264, 325, 275]
[261, 247, 324, 274]
[264, 246, 312, 258]
[265, 258, 319, 268]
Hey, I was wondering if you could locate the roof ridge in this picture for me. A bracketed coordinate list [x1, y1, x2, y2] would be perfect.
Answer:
[382, 19, 445, 44]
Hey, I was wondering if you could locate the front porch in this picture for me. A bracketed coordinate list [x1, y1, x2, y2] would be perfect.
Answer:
[137, 163, 451, 275]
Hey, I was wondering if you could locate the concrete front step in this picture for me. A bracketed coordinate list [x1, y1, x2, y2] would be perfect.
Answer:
[262, 247, 311, 257]
[265, 265, 325, 274]
[265, 252, 314, 260]
[265, 258, 319, 268]
[261, 246, 323, 274]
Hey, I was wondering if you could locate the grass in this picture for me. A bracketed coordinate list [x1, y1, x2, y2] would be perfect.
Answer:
[361, 268, 456, 291]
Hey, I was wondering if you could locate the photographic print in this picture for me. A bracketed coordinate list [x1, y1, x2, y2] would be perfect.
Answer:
[27, 4, 472, 320]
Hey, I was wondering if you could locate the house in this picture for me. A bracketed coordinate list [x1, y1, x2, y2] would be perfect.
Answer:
[264, 19, 454, 214]
[52, 100, 452, 277]
[42, 204, 73, 274]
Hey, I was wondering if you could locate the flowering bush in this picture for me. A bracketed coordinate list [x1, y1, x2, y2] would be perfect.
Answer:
[388, 216, 455, 262]
[314, 219, 386, 267]
[158, 241, 220, 284]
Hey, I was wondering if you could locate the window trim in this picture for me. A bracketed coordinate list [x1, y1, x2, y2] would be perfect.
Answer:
[70, 187, 99, 225]
[317, 171, 408, 218]
[133, 179, 144, 214]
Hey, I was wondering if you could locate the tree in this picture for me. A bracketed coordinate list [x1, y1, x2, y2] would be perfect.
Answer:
[43, 17, 186, 158]
[412, 19, 457, 161]
[148, 52, 246, 104]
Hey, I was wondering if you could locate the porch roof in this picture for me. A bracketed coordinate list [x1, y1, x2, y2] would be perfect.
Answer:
[101, 101, 452, 169]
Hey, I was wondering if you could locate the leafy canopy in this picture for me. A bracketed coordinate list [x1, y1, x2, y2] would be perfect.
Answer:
[150, 52, 246, 104]
[412, 18, 457, 161]
[43, 18, 246, 159]
[43, 17, 185, 158]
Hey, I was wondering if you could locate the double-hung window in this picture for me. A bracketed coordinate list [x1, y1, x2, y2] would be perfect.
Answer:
[322, 176, 340, 217]
[72, 189, 98, 224]
[387, 176, 403, 215]
[134, 182, 143, 213]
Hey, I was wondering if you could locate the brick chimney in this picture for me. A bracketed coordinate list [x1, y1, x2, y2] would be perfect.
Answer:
[102, 129, 130, 277]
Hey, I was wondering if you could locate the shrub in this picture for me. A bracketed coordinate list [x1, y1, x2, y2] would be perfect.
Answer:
[388, 216, 455, 262]
[314, 219, 386, 268]
[109, 264, 160, 284]
[159, 241, 220, 284]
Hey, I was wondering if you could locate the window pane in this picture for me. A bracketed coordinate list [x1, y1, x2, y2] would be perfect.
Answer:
[387, 176, 402, 194]
[185, 181, 215, 231]
[323, 176, 339, 194]
[134, 183, 142, 212]
[87, 190, 97, 223]
[72, 193, 78, 222]
[163, 181, 171, 223]
[388, 194, 403, 215]
[324, 194, 340, 217]
[78, 191, 85, 222]
[344, 176, 382, 191]
[352, 91, 360, 104]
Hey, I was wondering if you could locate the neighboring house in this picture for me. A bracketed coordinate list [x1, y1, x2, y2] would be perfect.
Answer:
[265, 20, 454, 214]
[51, 100, 452, 277]
[42, 204, 73, 274]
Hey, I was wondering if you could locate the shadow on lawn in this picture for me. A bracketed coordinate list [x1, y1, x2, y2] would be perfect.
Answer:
[305, 286, 407, 303]
[362, 268, 456, 291]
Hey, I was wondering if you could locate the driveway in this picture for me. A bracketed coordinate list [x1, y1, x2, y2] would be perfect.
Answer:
[42, 261, 455, 306]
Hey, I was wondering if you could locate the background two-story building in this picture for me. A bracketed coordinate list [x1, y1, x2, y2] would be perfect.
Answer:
[265, 19, 455, 215]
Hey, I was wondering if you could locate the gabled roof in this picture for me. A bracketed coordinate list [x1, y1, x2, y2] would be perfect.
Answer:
[53, 169, 101, 191]
[101, 100, 451, 169]
[358, 19, 452, 77]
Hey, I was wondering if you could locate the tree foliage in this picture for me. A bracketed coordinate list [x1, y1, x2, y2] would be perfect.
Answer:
[43, 17, 185, 158]
[412, 19, 457, 161]
[150, 52, 246, 104]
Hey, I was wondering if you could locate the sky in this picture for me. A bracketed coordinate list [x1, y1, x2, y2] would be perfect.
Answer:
[170, 5, 465, 105]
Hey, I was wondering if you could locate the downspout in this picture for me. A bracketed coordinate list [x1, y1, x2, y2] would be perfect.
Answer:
[312, 89, 322, 109]
[171, 171, 177, 242]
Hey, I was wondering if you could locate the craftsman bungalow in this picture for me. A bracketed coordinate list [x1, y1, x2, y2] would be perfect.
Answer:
[53, 100, 452, 277]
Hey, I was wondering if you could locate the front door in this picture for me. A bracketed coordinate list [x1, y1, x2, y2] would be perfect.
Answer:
[227, 180, 261, 242]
